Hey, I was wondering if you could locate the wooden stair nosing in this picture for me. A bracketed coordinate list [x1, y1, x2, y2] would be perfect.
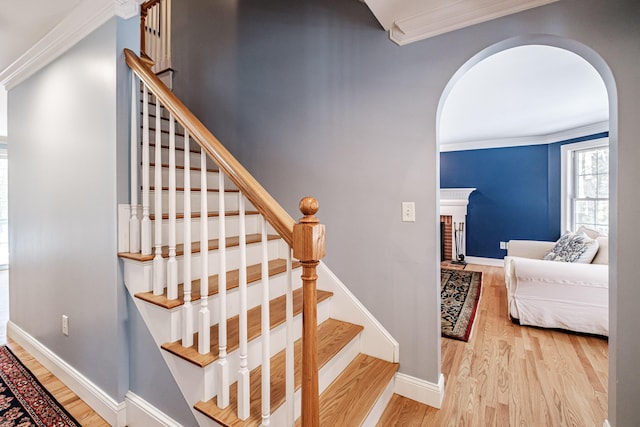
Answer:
[161, 288, 333, 368]
[149, 210, 260, 221]
[194, 318, 364, 427]
[134, 258, 301, 309]
[118, 233, 280, 261]
[148, 162, 219, 174]
[148, 185, 239, 193]
[149, 141, 202, 155]
[297, 354, 399, 427]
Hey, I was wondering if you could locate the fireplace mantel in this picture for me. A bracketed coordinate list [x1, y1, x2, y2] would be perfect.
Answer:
[440, 188, 476, 261]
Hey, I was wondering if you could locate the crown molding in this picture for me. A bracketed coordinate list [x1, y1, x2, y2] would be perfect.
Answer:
[0, 0, 140, 90]
[439, 121, 609, 152]
[389, 0, 560, 46]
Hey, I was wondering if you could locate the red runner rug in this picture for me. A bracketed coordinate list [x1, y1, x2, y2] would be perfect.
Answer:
[0, 345, 80, 426]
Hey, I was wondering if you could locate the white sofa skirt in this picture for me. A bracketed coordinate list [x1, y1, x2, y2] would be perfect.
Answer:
[504, 256, 608, 336]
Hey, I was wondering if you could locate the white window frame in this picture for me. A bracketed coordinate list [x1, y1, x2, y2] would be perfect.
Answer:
[560, 137, 609, 233]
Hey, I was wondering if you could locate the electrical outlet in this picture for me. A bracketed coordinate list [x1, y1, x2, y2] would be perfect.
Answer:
[402, 202, 416, 222]
[500, 241, 508, 250]
[62, 315, 69, 336]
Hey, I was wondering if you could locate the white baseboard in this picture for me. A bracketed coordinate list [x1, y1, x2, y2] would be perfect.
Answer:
[394, 372, 445, 409]
[603, 420, 611, 427]
[465, 256, 504, 267]
[125, 392, 184, 427]
[7, 321, 127, 427]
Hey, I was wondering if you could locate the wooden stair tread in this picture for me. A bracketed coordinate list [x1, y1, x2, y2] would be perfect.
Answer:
[150, 141, 201, 154]
[194, 318, 364, 426]
[149, 162, 219, 173]
[134, 258, 301, 309]
[161, 288, 333, 368]
[149, 185, 239, 193]
[298, 354, 399, 426]
[149, 210, 260, 221]
[118, 233, 280, 261]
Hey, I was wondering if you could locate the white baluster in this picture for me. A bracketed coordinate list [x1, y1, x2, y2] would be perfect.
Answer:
[285, 249, 294, 426]
[261, 216, 271, 426]
[151, 7, 158, 64]
[152, 99, 164, 296]
[129, 73, 140, 254]
[166, 114, 178, 300]
[141, 85, 152, 255]
[165, 0, 172, 69]
[182, 130, 193, 347]
[160, 0, 167, 70]
[198, 148, 210, 355]
[218, 171, 229, 408]
[237, 194, 250, 420]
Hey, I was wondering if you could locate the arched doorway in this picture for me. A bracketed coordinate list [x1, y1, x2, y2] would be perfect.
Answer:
[436, 35, 617, 425]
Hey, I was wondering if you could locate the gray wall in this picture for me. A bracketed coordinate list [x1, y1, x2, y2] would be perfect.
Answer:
[8, 17, 196, 426]
[9, 18, 125, 399]
[172, 1, 640, 425]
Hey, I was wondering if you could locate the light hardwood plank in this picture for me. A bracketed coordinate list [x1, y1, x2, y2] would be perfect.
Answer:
[135, 258, 301, 309]
[162, 288, 333, 367]
[195, 318, 363, 426]
[6, 339, 110, 427]
[378, 264, 608, 427]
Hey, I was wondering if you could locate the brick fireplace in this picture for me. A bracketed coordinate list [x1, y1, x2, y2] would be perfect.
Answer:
[440, 188, 475, 261]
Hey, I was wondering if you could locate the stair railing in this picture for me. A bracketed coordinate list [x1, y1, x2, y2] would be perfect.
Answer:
[140, 0, 171, 72]
[124, 48, 323, 426]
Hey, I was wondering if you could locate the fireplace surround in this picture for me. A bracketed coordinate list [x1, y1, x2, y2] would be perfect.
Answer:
[440, 188, 476, 262]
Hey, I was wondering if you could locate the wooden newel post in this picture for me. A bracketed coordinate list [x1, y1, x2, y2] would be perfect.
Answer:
[293, 197, 325, 427]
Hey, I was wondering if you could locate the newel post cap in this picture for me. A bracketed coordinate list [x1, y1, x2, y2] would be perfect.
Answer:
[293, 197, 326, 261]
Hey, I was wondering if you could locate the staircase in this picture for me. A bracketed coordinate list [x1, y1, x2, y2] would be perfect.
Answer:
[119, 49, 399, 426]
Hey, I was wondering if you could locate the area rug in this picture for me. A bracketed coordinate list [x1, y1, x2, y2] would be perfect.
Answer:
[441, 268, 482, 342]
[0, 346, 80, 427]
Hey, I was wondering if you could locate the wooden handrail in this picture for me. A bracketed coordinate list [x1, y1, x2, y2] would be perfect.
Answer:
[139, 0, 161, 59]
[124, 48, 295, 245]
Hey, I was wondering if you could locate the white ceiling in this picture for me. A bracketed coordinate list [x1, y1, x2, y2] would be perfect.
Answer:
[439, 45, 609, 148]
[0, 3, 609, 150]
[0, 0, 82, 74]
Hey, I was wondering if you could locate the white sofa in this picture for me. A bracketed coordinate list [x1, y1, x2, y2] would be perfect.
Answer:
[504, 235, 608, 336]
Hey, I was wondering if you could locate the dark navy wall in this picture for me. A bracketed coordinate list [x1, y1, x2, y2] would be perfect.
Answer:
[440, 132, 608, 259]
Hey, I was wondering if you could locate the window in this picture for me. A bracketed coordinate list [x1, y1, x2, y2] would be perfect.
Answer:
[561, 138, 609, 234]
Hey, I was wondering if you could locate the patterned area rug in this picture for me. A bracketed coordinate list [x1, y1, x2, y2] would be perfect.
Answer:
[441, 268, 482, 342]
[0, 346, 80, 426]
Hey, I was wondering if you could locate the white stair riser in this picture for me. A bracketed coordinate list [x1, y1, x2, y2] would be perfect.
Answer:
[150, 166, 236, 191]
[133, 239, 284, 290]
[122, 239, 290, 294]
[163, 268, 303, 340]
[149, 190, 248, 213]
[156, 214, 261, 246]
[150, 146, 218, 170]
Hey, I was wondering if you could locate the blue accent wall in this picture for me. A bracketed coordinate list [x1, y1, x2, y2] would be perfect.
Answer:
[441, 132, 608, 259]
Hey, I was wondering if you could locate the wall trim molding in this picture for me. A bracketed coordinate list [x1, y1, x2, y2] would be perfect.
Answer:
[387, 0, 559, 46]
[439, 121, 609, 152]
[7, 321, 127, 427]
[603, 420, 611, 427]
[0, 0, 140, 90]
[125, 392, 183, 427]
[465, 256, 505, 267]
[394, 372, 445, 409]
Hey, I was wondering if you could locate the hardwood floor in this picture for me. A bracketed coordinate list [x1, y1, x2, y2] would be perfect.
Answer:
[378, 264, 609, 427]
[6, 339, 110, 426]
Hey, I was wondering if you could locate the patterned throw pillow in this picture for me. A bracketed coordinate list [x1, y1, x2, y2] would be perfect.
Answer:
[543, 232, 600, 263]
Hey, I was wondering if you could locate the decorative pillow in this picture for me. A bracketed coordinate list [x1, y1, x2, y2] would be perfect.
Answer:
[543, 232, 573, 261]
[543, 232, 600, 263]
[576, 225, 602, 239]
